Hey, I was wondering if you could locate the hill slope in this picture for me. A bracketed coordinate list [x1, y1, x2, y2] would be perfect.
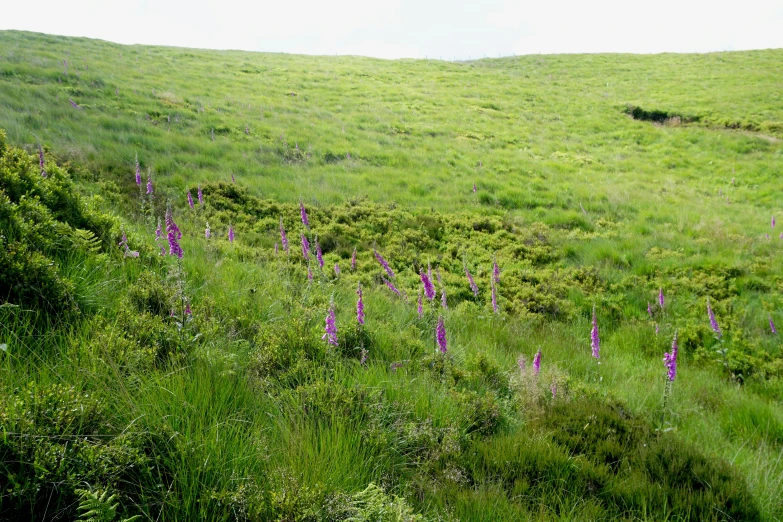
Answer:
[1, 31, 782, 521]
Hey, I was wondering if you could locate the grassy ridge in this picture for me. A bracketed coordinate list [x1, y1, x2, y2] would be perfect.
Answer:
[1, 30, 783, 521]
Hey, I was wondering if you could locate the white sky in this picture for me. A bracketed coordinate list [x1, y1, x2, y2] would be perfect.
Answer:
[3, 0, 783, 59]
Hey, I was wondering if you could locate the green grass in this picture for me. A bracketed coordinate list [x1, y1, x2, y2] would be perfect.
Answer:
[1, 29, 783, 521]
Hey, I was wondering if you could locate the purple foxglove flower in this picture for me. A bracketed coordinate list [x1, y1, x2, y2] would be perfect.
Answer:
[493, 258, 500, 283]
[231, 173, 235, 183]
[663, 331, 678, 382]
[360, 347, 368, 366]
[135, 155, 141, 185]
[334, 263, 340, 275]
[315, 239, 324, 268]
[491, 280, 498, 313]
[420, 268, 435, 301]
[590, 305, 600, 359]
[356, 282, 365, 325]
[550, 382, 557, 399]
[517, 355, 526, 372]
[279, 218, 289, 253]
[166, 211, 183, 258]
[185, 303, 192, 316]
[417, 291, 423, 318]
[465, 266, 479, 297]
[308, 266, 313, 281]
[658, 288, 664, 309]
[770, 316, 777, 334]
[374, 250, 395, 278]
[228, 225, 234, 243]
[647, 302, 653, 318]
[197, 184, 203, 205]
[655, 323, 659, 335]
[351, 247, 357, 270]
[126, 250, 139, 258]
[441, 288, 448, 309]
[69, 99, 80, 109]
[436, 267, 443, 286]
[159, 244, 166, 256]
[187, 190, 194, 209]
[473, 182, 477, 193]
[146, 173, 154, 195]
[780, 233, 783, 240]
[773, 215, 776, 228]
[119, 229, 128, 249]
[301, 234, 310, 260]
[436, 316, 447, 353]
[39, 146, 46, 178]
[205, 222, 211, 239]
[155, 218, 162, 241]
[533, 349, 542, 376]
[383, 277, 401, 296]
[766, 234, 770, 240]
[322, 304, 338, 346]
[300, 201, 310, 228]
[707, 298, 721, 337]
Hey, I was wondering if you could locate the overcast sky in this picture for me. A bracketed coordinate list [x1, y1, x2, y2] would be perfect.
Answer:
[3, 0, 783, 59]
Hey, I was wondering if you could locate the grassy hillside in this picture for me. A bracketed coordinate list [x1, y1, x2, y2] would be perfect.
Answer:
[1, 30, 782, 521]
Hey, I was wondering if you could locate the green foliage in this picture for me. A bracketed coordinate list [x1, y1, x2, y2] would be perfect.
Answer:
[75, 488, 140, 522]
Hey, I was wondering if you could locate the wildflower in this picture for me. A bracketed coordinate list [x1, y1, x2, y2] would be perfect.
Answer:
[663, 331, 678, 382]
[517, 355, 526, 372]
[69, 99, 80, 109]
[322, 304, 338, 346]
[773, 215, 776, 228]
[383, 277, 401, 296]
[647, 302, 653, 318]
[771, 316, 777, 334]
[228, 225, 234, 243]
[38, 146, 46, 178]
[334, 263, 340, 275]
[275, 243, 279, 255]
[301, 234, 310, 260]
[550, 382, 557, 399]
[166, 211, 183, 258]
[185, 303, 192, 316]
[146, 172, 153, 195]
[351, 247, 357, 270]
[198, 184, 203, 205]
[473, 182, 477, 193]
[118, 229, 138, 258]
[279, 218, 289, 253]
[436, 316, 447, 353]
[420, 268, 435, 300]
[308, 266, 313, 281]
[231, 173, 235, 183]
[590, 305, 600, 359]
[155, 218, 162, 241]
[766, 234, 770, 240]
[417, 291, 423, 318]
[464, 265, 479, 297]
[428, 262, 434, 286]
[187, 190, 194, 209]
[491, 280, 498, 313]
[134, 155, 141, 185]
[159, 244, 166, 256]
[533, 349, 542, 376]
[655, 323, 659, 335]
[707, 298, 722, 337]
[360, 347, 368, 366]
[493, 258, 500, 283]
[356, 282, 365, 325]
[441, 288, 448, 309]
[658, 288, 664, 309]
[374, 250, 395, 278]
[436, 267, 443, 286]
[315, 238, 324, 268]
[299, 200, 310, 228]
[205, 222, 211, 239]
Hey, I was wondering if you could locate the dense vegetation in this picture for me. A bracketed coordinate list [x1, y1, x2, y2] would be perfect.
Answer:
[1, 30, 782, 521]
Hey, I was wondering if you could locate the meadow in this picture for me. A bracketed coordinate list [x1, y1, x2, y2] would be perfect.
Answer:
[1, 29, 782, 521]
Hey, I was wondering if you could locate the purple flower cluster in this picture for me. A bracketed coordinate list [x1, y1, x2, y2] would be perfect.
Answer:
[205, 222, 211, 239]
[279, 218, 289, 253]
[135, 156, 141, 186]
[663, 331, 678, 382]
[773, 215, 776, 228]
[590, 305, 600, 359]
[315, 239, 324, 268]
[658, 288, 664, 309]
[517, 355, 526, 372]
[187, 190, 194, 209]
[146, 173, 154, 195]
[198, 184, 204, 205]
[465, 266, 479, 297]
[166, 210, 183, 258]
[374, 250, 395, 278]
[351, 248, 357, 271]
[118, 229, 139, 258]
[771, 316, 777, 334]
[228, 225, 234, 243]
[356, 283, 365, 325]
[493, 258, 500, 283]
[334, 263, 340, 275]
[322, 304, 338, 346]
[383, 277, 401, 296]
[441, 289, 448, 309]
[707, 298, 721, 337]
[647, 302, 653, 318]
[436, 316, 447, 353]
[491, 280, 498, 313]
[420, 268, 435, 300]
[301, 234, 310, 260]
[417, 291, 423, 318]
[300, 201, 310, 228]
[533, 349, 542, 376]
